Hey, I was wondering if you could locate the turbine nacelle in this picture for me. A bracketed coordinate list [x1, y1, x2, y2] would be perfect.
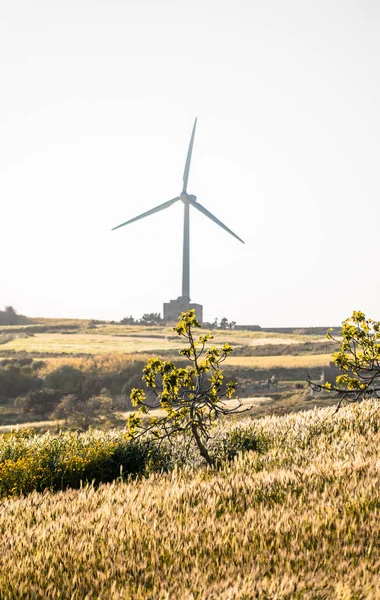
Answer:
[180, 193, 197, 204]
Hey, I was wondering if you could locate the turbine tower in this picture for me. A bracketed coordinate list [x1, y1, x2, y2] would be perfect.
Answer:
[112, 118, 244, 322]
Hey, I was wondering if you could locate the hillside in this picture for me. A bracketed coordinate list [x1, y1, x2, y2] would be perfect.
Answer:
[0, 401, 379, 599]
[0, 318, 337, 430]
[0, 317, 328, 356]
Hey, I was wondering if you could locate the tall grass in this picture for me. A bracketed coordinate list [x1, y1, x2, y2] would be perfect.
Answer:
[0, 402, 379, 598]
[1, 400, 379, 496]
[38, 352, 154, 376]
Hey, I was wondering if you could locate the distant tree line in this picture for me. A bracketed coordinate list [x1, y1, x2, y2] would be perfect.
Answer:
[0, 307, 29, 326]
[205, 317, 237, 330]
[119, 313, 236, 329]
[120, 313, 163, 326]
[0, 358, 154, 430]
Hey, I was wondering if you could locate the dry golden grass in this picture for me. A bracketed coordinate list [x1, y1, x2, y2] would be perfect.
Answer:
[0, 402, 379, 599]
[38, 350, 330, 373]
[0, 332, 182, 355]
[0, 419, 63, 433]
[225, 353, 332, 369]
[30, 317, 92, 327]
[0, 318, 92, 331]
[0, 323, 324, 357]
[0, 333, 329, 371]
[37, 352, 153, 376]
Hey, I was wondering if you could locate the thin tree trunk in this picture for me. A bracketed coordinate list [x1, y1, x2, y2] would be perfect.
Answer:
[191, 422, 214, 467]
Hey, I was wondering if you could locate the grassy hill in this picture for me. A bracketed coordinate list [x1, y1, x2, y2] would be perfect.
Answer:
[0, 317, 327, 356]
[0, 318, 338, 430]
[0, 401, 379, 599]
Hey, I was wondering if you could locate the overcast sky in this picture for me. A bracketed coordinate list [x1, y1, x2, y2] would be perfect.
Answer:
[1, 0, 380, 326]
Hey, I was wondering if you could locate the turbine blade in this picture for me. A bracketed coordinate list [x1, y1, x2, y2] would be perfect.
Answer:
[112, 197, 180, 231]
[182, 118, 197, 193]
[187, 198, 244, 244]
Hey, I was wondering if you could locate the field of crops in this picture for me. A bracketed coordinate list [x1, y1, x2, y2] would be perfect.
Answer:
[0, 319, 329, 369]
[225, 353, 331, 369]
[0, 401, 379, 599]
[0, 318, 324, 352]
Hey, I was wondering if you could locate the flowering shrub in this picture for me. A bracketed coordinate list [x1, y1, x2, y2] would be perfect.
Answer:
[0, 428, 156, 497]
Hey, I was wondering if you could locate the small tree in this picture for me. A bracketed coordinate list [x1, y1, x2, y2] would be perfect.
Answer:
[0, 306, 18, 325]
[120, 315, 135, 325]
[140, 313, 162, 326]
[44, 365, 84, 395]
[219, 317, 229, 330]
[52, 394, 115, 430]
[127, 310, 248, 467]
[15, 389, 61, 417]
[308, 310, 380, 411]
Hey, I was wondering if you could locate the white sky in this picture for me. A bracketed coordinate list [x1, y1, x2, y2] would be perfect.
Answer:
[1, 0, 380, 326]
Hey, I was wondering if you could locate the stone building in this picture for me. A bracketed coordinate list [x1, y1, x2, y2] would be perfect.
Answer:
[163, 297, 203, 323]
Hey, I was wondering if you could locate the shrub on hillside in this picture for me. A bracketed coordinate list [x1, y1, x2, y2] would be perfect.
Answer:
[31, 360, 46, 372]
[3, 359, 150, 417]
[44, 365, 84, 394]
[0, 365, 39, 399]
[140, 313, 162, 326]
[0, 358, 34, 368]
[15, 389, 61, 417]
[0, 428, 165, 497]
[51, 394, 117, 430]
[97, 362, 146, 397]
[0, 306, 28, 326]
[120, 315, 135, 325]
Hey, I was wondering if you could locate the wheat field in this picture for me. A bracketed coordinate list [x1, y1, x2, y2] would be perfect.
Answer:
[0, 321, 324, 357]
[0, 333, 331, 369]
[224, 353, 332, 369]
[0, 401, 379, 599]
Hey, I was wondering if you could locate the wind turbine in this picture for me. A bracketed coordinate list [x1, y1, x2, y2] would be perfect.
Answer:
[112, 118, 244, 322]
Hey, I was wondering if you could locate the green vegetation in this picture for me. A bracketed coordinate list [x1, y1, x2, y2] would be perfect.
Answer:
[0, 354, 150, 430]
[0, 428, 155, 497]
[0, 314, 334, 431]
[0, 306, 30, 326]
[0, 311, 378, 598]
[0, 401, 379, 598]
[129, 310, 245, 466]
[311, 310, 380, 410]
